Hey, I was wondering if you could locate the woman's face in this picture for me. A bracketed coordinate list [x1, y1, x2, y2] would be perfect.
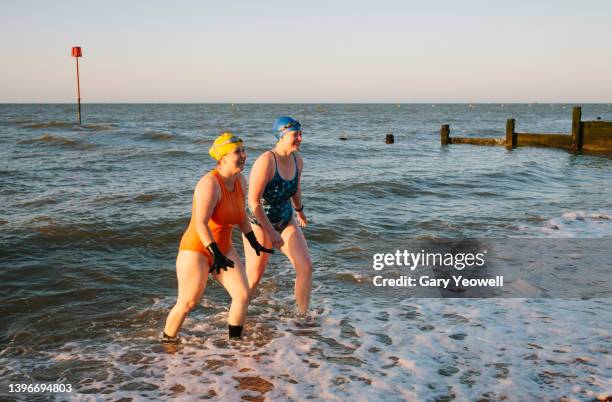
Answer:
[280, 129, 302, 152]
[221, 146, 247, 172]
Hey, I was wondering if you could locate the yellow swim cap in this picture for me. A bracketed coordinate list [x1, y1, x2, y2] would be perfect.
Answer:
[209, 132, 243, 161]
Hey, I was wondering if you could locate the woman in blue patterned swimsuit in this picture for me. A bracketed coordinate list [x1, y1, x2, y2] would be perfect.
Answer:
[244, 116, 312, 314]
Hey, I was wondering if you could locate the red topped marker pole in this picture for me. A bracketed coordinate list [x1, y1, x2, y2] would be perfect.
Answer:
[71, 46, 83, 124]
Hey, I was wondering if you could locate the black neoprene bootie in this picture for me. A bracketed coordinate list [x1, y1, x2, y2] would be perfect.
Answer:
[161, 332, 180, 344]
[228, 324, 243, 339]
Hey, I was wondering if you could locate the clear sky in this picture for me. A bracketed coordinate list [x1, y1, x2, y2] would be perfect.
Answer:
[1, 0, 611, 103]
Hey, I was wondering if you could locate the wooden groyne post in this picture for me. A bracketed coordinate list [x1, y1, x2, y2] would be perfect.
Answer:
[440, 124, 450, 145]
[505, 118, 517, 149]
[571, 106, 583, 151]
[440, 106, 612, 153]
[440, 124, 502, 146]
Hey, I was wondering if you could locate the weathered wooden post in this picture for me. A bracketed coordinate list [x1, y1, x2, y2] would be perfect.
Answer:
[440, 124, 450, 145]
[571, 106, 583, 151]
[505, 119, 516, 148]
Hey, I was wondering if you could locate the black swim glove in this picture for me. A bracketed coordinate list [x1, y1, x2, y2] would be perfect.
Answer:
[245, 231, 275, 256]
[207, 242, 234, 274]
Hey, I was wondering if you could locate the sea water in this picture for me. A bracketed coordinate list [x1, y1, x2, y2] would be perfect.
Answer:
[1, 104, 611, 400]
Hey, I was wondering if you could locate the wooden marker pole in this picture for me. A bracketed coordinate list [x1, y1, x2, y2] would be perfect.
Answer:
[71, 46, 83, 124]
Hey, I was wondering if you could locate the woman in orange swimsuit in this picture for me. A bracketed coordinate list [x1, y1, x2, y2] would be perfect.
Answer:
[162, 132, 273, 342]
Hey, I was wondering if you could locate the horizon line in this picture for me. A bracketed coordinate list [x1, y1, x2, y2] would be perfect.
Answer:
[2, 102, 612, 105]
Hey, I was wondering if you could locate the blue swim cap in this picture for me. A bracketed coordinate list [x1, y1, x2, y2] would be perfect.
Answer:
[273, 116, 301, 140]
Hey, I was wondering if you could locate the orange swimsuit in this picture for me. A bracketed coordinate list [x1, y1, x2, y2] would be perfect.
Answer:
[179, 170, 245, 264]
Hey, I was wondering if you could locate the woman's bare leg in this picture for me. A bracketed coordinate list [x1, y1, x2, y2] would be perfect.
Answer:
[243, 224, 273, 299]
[163, 250, 210, 337]
[280, 222, 312, 314]
[214, 246, 250, 326]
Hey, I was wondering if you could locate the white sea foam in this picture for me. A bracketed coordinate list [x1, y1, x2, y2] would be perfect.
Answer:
[21, 294, 611, 401]
[519, 210, 612, 238]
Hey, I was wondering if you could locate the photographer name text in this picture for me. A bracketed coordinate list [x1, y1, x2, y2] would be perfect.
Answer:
[372, 249, 503, 289]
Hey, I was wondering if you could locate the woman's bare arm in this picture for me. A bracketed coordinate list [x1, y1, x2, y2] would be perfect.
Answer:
[193, 174, 220, 247]
[237, 173, 254, 234]
[248, 153, 278, 235]
[291, 154, 308, 227]
[291, 153, 304, 210]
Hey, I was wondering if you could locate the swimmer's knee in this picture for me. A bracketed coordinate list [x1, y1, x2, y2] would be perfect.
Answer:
[296, 258, 313, 277]
[232, 287, 250, 305]
[179, 299, 198, 313]
[305, 257, 313, 272]
[248, 278, 261, 297]
[298, 270, 312, 282]
[248, 264, 267, 279]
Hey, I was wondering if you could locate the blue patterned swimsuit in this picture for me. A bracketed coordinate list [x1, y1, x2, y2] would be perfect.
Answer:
[249, 152, 299, 233]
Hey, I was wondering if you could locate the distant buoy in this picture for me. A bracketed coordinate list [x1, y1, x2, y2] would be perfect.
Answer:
[385, 134, 395, 144]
